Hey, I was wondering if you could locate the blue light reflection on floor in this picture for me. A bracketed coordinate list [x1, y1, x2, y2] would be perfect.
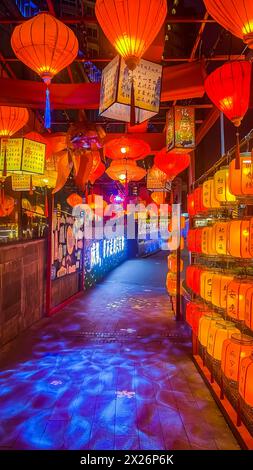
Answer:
[0, 254, 241, 450]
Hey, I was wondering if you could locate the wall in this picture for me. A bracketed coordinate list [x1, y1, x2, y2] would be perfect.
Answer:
[51, 272, 80, 308]
[0, 239, 46, 345]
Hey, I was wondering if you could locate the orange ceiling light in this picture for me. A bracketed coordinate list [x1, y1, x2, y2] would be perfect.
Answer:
[0, 106, 29, 136]
[95, 0, 167, 70]
[204, 0, 253, 49]
[106, 159, 146, 182]
[11, 13, 78, 128]
[104, 137, 151, 161]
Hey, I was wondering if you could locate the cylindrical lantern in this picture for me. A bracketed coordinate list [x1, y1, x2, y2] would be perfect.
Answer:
[222, 334, 253, 383]
[200, 270, 214, 303]
[194, 186, 205, 214]
[168, 254, 183, 273]
[226, 281, 252, 322]
[207, 320, 240, 361]
[187, 193, 195, 217]
[245, 286, 253, 332]
[239, 354, 253, 407]
[195, 228, 203, 253]
[214, 166, 236, 203]
[228, 219, 251, 258]
[166, 272, 177, 296]
[202, 179, 220, 209]
[229, 152, 253, 196]
[187, 229, 196, 252]
[198, 312, 223, 347]
[201, 226, 216, 255]
[214, 221, 228, 255]
[211, 273, 233, 309]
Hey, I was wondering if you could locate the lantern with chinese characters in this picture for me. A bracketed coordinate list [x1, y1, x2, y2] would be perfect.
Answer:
[106, 159, 146, 182]
[229, 152, 253, 196]
[239, 354, 253, 407]
[0, 137, 45, 176]
[200, 270, 214, 303]
[214, 167, 236, 203]
[211, 274, 234, 309]
[155, 148, 190, 180]
[11, 13, 78, 129]
[214, 222, 229, 255]
[245, 286, 253, 332]
[204, 61, 252, 169]
[194, 186, 205, 213]
[207, 320, 240, 361]
[222, 334, 253, 383]
[202, 179, 220, 209]
[166, 272, 177, 296]
[105, 137, 150, 161]
[227, 219, 251, 258]
[187, 193, 195, 217]
[201, 226, 216, 255]
[99, 55, 162, 124]
[204, 1, 253, 50]
[166, 106, 195, 153]
[226, 280, 252, 322]
[198, 312, 223, 348]
[168, 254, 183, 273]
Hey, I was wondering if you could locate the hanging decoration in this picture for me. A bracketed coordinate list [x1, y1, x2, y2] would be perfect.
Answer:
[0, 106, 29, 137]
[151, 191, 167, 205]
[166, 106, 195, 153]
[0, 137, 45, 175]
[99, 56, 162, 125]
[67, 193, 83, 208]
[0, 195, 15, 217]
[89, 161, 106, 185]
[106, 159, 146, 182]
[147, 165, 168, 191]
[154, 148, 190, 180]
[204, 61, 252, 169]
[104, 137, 150, 161]
[11, 13, 78, 129]
[204, 0, 253, 49]
[229, 152, 253, 196]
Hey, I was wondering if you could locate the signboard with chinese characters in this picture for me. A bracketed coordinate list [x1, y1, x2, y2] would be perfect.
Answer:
[99, 56, 162, 123]
[166, 106, 195, 153]
[147, 166, 167, 191]
[0, 137, 46, 175]
[11, 174, 31, 191]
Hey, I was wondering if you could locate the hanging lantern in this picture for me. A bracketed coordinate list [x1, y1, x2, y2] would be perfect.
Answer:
[226, 280, 251, 321]
[89, 161, 106, 185]
[0, 137, 46, 176]
[214, 221, 229, 255]
[154, 148, 190, 180]
[11, 13, 78, 129]
[187, 193, 195, 217]
[0, 106, 29, 137]
[214, 167, 236, 203]
[106, 159, 146, 182]
[166, 106, 195, 153]
[202, 179, 220, 209]
[207, 320, 240, 361]
[147, 165, 168, 191]
[211, 274, 234, 309]
[67, 193, 83, 208]
[151, 192, 167, 205]
[204, 1, 253, 49]
[105, 137, 150, 161]
[229, 152, 253, 196]
[204, 61, 252, 169]
[239, 354, 253, 407]
[222, 334, 253, 383]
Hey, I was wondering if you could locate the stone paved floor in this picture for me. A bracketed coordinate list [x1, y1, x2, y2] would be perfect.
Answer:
[0, 252, 241, 450]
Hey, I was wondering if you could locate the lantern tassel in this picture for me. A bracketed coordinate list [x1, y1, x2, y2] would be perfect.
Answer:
[44, 187, 49, 217]
[44, 86, 51, 129]
[29, 175, 33, 195]
[235, 130, 241, 170]
[130, 78, 135, 127]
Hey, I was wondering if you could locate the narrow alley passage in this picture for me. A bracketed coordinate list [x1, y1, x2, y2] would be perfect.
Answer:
[0, 253, 240, 450]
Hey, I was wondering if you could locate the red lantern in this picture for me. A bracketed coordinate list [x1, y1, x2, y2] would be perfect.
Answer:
[194, 187, 205, 213]
[187, 229, 196, 252]
[204, 1, 253, 49]
[89, 161, 105, 185]
[67, 193, 83, 207]
[0, 106, 29, 136]
[95, 0, 167, 70]
[187, 193, 195, 217]
[104, 137, 151, 161]
[154, 148, 190, 180]
[205, 61, 252, 169]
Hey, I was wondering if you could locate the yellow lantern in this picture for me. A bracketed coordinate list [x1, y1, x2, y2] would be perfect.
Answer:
[214, 166, 236, 203]
[245, 286, 253, 332]
[222, 334, 253, 383]
[198, 312, 223, 347]
[207, 320, 240, 361]
[226, 280, 251, 321]
[229, 152, 253, 196]
[239, 354, 253, 407]
[214, 221, 228, 255]
[227, 219, 251, 258]
[202, 179, 220, 209]
[211, 273, 233, 308]
[200, 270, 214, 303]
[167, 254, 183, 273]
[166, 272, 177, 296]
[201, 226, 216, 255]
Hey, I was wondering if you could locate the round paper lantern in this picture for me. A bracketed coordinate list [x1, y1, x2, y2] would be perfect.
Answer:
[214, 167, 236, 203]
[214, 221, 228, 255]
[67, 193, 83, 207]
[205, 61, 251, 169]
[207, 320, 240, 361]
[204, 1, 253, 49]
[239, 354, 253, 407]
[229, 152, 253, 196]
[106, 159, 146, 182]
[11, 13, 78, 128]
[104, 137, 151, 161]
[222, 334, 253, 383]
[198, 312, 223, 348]
[212, 274, 233, 309]
[155, 148, 190, 180]
[89, 161, 106, 184]
[95, 0, 167, 70]
[0, 106, 29, 136]
[151, 192, 166, 205]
